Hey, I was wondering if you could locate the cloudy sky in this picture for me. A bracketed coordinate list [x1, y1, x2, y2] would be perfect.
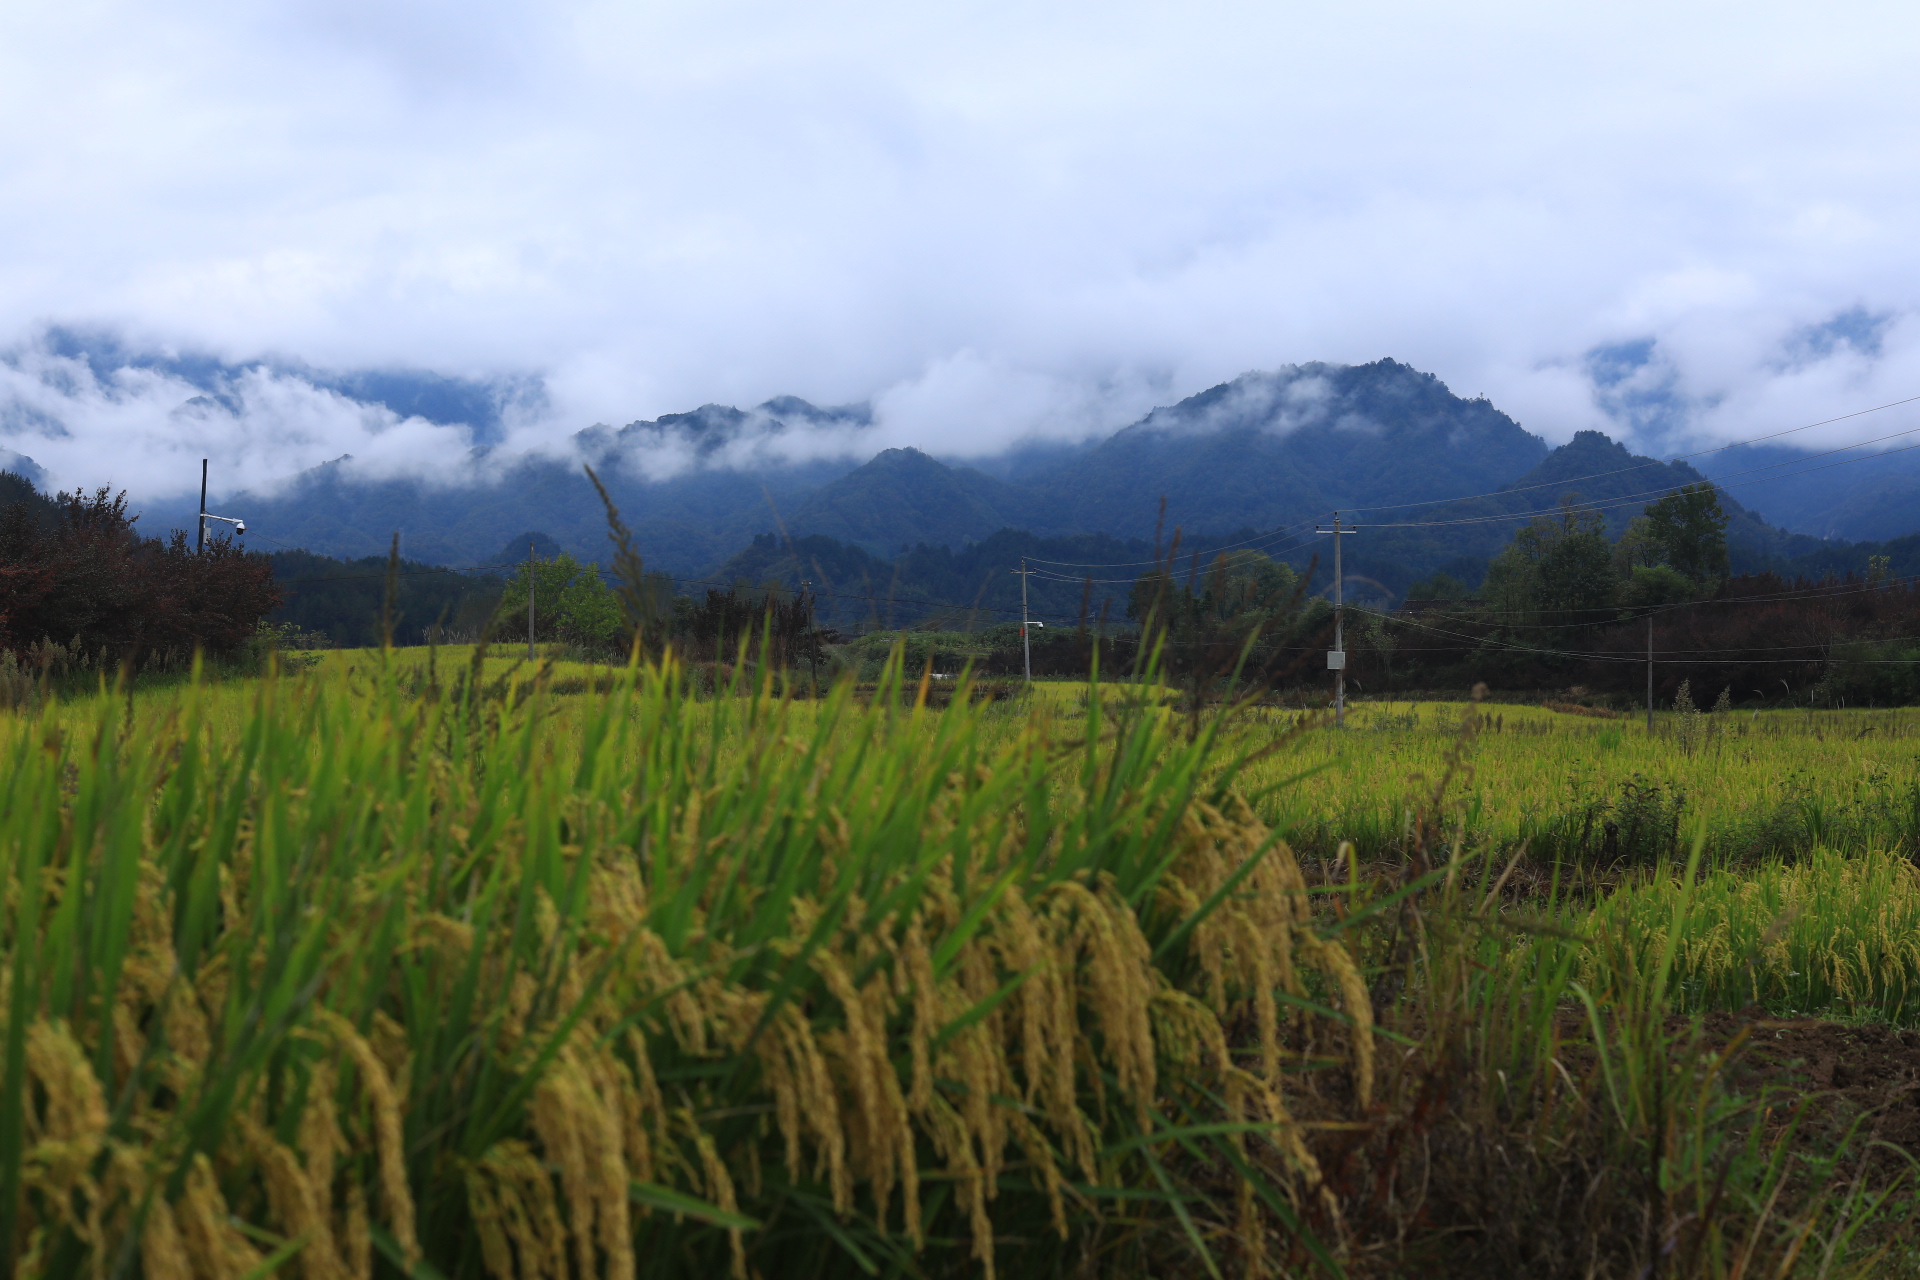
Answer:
[3, 0, 1919, 497]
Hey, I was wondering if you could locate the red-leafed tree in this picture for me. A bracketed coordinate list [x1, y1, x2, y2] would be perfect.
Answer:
[0, 481, 281, 666]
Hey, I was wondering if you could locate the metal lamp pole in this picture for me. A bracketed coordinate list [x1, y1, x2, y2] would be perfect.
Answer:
[193, 461, 247, 550]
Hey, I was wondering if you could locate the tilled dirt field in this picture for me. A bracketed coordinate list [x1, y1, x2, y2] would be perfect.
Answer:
[1698, 1008, 1920, 1171]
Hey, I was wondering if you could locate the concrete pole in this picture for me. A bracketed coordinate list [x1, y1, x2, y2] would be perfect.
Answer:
[1333, 512, 1345, 728]
[1021, 558, 1032, 684]
[1646, 615, 1654, 734]
[528, 539, 536, 661]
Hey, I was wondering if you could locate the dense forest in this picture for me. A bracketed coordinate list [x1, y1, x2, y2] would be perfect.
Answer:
[267, 547, 506, 649]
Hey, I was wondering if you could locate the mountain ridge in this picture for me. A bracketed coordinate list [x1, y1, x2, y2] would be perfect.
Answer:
[128, 359, 1907, 588]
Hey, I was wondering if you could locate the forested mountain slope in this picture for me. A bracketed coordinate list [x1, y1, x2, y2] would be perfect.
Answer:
[1019, 359, 1550, 540]
[127, 361, 1912, 596]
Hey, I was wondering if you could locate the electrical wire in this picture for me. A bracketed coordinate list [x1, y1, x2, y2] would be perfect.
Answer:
[1381, 572, 1920, 631]
[1024, 518, 1324, 571]
[1025, 390, 1920, 569]
[1347, 606, 1919, 666]
[275, 558, 1100, 625]
[247, 382, 1920, 661]
[1336, 391, 1920, 517]
[276, 561, 518, 584]
[1349, 603, 1920, 654]
[1361, 433, 1920, 529]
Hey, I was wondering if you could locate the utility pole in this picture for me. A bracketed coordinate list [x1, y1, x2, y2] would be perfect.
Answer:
[1315, 513, 1358, 727]
[1020, 558, 1031, 684]
[1646, 615, 1654, 734]
[528, 539, 536, 661]
[802, 579, 818, 694]
[1008, 559, 1047, 684]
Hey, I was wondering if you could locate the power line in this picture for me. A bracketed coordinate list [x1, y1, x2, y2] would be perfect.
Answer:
[1025, 390, 1920, 569]
[1363, 433, 1920, 529]
[274, 552, 1917, 665]
[1025, 518, 1322, 570]
[277, 561, 516, 584]
[1352, 606, 1920, 666]
[1337, 391, 1920, 518]
[1387, 571, 1920, 630]
[1039, 425, 1896, 563]
[278, 558, 1112, 626]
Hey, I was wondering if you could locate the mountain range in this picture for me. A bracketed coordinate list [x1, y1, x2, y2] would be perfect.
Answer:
[105, 358, 1915, 613]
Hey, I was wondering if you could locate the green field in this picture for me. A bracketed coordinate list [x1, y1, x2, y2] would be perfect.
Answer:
[3, 648, 1918, 1278]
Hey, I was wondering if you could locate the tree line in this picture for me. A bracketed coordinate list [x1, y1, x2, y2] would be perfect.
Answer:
[1122, 483, 1920, 706]
[0, 472, 279, 672]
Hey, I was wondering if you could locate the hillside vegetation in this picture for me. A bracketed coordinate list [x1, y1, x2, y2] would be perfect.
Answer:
[146, 360, 1884, 582]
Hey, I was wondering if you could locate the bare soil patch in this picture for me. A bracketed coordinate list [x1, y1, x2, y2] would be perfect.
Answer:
[1699, 1007, 1920, 1166]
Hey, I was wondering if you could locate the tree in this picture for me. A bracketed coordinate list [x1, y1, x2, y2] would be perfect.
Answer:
[1402, 570, 1471, 603]
[1482, 497, 1616, 621]
[1129, 551, 1297, 640]
[1620, 563, 1694, 610]
[269, 548, 504, 647]
[1127, 549, 1306, 682]
[680, 582, 820, 665]
[497, 552, 624, 650]
[0, 481, 280, 665]
[1611, 515, 1663, 577]
[1359, 610, 1399, 698]
[1641, 484, 1729, 588]
[557, 570, 624, 649]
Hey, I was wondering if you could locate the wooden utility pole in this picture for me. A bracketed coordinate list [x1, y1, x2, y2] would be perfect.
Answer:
[528, 539, 536, 661]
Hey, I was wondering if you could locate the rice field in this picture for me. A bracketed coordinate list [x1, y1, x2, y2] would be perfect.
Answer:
[2, 648, 1918, 1278]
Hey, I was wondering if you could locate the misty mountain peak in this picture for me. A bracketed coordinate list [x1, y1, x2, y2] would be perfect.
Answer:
[864, 446, 938, 469]
[1128, 358, 1528, 447]
[757, 395, 873, 427]
[577, 395, 874, 474]
[124, 357, 1898, 576]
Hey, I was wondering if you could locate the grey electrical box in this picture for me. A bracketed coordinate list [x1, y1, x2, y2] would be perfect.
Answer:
[1327, 650, 1346, 670]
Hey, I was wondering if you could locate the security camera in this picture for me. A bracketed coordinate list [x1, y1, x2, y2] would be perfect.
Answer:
[235, 521, 246, 535]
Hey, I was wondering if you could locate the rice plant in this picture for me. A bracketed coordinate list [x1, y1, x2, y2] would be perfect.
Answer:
[0, 650, 1380, 1279]
[4, 645, 1915, 1277]
[1588, 847, 1920, 1024]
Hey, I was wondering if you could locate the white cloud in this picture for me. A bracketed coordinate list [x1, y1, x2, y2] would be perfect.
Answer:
[0, 342, 487, 497]
[1, 0, 1918, 496]
[870, 351, 1162, 457]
